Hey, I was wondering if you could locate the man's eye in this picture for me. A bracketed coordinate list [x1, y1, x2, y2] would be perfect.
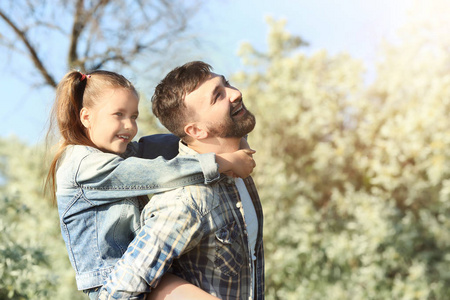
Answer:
[131, 115, 138, 120]
[214, 92, 223, 104]
[115, 112, 123, 116]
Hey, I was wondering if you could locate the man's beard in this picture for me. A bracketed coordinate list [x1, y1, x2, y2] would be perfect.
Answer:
[206, 108, 256, 138]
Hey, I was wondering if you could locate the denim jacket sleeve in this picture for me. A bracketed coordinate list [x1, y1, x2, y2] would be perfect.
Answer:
[134, 134, 219, 184]
[70, 146, 219, 201]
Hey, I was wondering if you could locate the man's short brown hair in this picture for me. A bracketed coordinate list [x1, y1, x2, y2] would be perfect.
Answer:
[152, 61, 212, 140]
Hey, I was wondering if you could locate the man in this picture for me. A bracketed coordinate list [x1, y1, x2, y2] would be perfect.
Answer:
[98, 61, 264, 299]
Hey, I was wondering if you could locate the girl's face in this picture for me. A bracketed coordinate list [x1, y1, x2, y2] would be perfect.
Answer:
[80, 88, 139, 154]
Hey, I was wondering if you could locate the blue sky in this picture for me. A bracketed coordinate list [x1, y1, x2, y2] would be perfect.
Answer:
[1, 0, 414, 145]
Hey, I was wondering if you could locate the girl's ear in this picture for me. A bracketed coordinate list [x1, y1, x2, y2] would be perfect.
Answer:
[80, 107, 90, 129]
[184, 122, 208, 140]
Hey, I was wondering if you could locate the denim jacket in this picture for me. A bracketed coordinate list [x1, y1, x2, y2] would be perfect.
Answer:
[56, 135, 219, 290]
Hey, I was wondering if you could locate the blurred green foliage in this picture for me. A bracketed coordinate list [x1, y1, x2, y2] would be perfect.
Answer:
[232, 18, 450, 299]
[0, 139, 84, 299]
[2, 16, 450, 299]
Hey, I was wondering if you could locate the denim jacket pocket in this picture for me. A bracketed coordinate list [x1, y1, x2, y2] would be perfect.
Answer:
[111, 197, 142, 253]
[214, 221, 244, 277]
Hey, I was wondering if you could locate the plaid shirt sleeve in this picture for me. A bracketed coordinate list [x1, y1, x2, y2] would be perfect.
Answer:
[98, 189, 204, 300]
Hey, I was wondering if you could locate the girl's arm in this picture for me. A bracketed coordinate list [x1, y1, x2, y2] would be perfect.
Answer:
[137, 134, 256, 179]
[147, 273, 219, 300]
[69, 146, 219, 201]
[67, 135, 256, 202]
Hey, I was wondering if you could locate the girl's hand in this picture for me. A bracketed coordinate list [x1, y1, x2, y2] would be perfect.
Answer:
[216, 149, 256, 178]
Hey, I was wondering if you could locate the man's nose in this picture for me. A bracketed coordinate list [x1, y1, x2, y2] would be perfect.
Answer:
[229, 87, 242, 103]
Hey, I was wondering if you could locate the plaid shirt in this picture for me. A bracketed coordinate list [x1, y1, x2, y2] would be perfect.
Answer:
[98, 143, 265, 300]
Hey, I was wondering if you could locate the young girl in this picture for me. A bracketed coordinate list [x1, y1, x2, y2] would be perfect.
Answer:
[46, 70, 255, 299]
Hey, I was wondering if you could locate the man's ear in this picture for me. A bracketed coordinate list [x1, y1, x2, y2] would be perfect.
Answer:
[184, 122, 208, 140]
[80, 107, 90, 129]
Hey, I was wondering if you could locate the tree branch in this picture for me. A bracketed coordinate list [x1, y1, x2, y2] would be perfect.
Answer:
[68, 0, 111, 70]
[0, 0, 204, 89]
[68, 0, 85, 69]
[0, 9, 57, 87]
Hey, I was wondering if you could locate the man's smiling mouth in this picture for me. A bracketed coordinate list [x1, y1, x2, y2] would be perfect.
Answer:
[231, 103, 245, 116]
